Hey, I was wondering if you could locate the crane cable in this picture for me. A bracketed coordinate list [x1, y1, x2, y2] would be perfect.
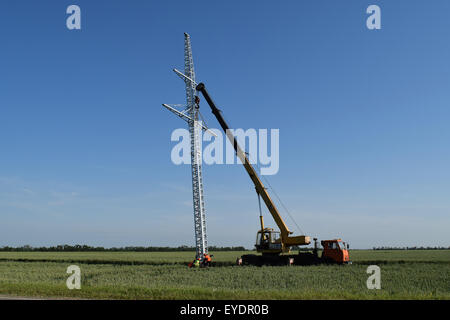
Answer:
[249, 153, 306, 236]
[256, 191, 263, 218]
[199, 110, 209, 130]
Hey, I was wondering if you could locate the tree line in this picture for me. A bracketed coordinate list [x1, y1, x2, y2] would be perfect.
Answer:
[372, 246, 449, 250]
[0, 245, 247, 252]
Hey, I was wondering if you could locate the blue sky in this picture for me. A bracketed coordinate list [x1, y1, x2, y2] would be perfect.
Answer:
[0, 1, 449, 249]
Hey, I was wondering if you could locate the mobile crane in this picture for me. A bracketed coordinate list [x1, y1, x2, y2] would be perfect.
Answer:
[196, 83, 351, 266]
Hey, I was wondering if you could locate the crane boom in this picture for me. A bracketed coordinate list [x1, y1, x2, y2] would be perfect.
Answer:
[196, 83, 310, 249]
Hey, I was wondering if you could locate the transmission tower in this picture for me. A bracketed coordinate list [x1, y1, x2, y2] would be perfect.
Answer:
[162, 33, 212, 260]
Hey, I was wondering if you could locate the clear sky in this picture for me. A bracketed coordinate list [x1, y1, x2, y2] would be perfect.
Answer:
[1, 1, 449, 249]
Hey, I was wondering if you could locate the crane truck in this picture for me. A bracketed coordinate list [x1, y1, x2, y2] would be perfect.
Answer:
[196, 82, 351, 266]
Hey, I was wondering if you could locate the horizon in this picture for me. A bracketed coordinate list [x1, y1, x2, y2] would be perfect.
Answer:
[2, 243, 449, 251]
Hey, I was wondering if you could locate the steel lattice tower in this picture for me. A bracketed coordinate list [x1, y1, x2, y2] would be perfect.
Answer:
[162, 33, 208, 260]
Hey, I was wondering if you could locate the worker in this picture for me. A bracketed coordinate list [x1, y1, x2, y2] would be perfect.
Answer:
[202, 253, 212, 267]
[202, 254, 207, 267]
[194, 258, 200, 268]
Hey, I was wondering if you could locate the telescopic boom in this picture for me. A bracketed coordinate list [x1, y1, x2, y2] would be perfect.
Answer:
[196, 83, 310, 249]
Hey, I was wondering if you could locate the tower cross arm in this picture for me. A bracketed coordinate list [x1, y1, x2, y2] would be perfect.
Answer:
[161, 104, 218, 137]
[173, 68, 197, 87]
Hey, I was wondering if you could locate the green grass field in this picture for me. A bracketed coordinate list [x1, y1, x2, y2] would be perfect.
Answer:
[0, 250, 449, 299]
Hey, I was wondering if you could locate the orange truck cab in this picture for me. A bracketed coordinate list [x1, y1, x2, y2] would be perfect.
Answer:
[321, 239, 351, 264]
